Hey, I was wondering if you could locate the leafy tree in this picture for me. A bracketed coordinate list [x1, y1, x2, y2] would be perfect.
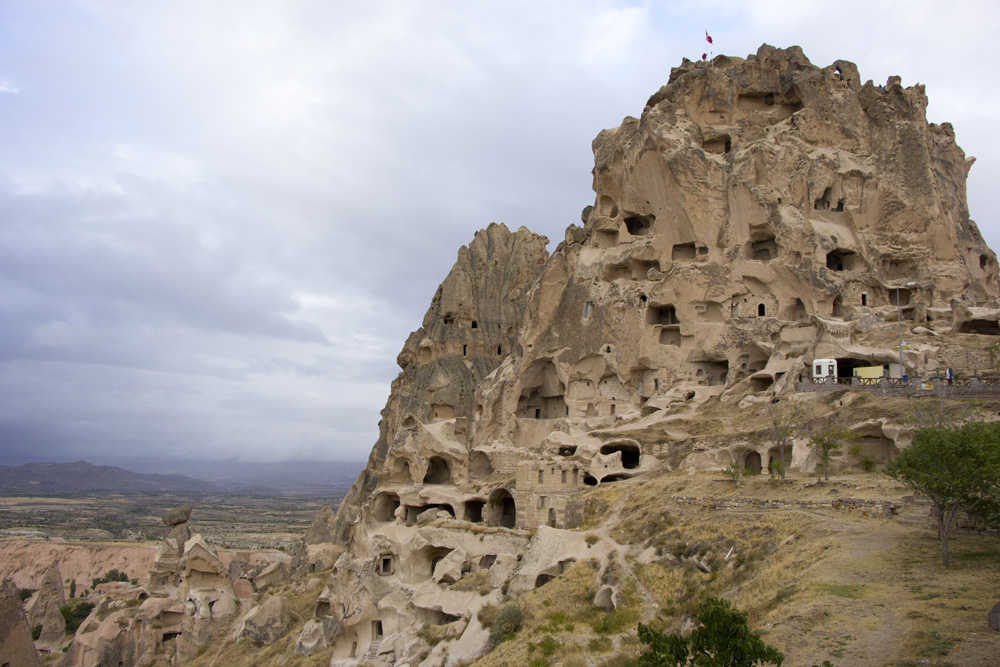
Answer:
[638, 597, 783, 666]
[808, 428, 859, 480]
[91, 568, 130, 589]
[885, 421, 1000, 566]
[60, 600, 95, 634]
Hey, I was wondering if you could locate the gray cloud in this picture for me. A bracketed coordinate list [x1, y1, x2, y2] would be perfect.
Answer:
[1, 0, 998, 463]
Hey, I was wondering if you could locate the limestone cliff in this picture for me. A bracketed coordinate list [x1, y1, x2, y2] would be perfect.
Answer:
[301, 45, 1000, 665]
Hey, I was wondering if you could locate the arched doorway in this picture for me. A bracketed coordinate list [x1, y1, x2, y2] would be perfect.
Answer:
[487, 489, 516, 528]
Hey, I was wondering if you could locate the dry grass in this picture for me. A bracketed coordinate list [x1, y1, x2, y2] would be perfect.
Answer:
[476, 462, 1000, 667]
[178, 584, 332, 667]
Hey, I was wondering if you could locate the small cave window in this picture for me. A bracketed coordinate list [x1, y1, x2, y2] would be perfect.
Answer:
[703, 134, 732, 154]
[469, 451, 493, 478]
[538, 469, 544, 483]
[462, 344, 467, 356]
[558, 445, 577, 457]
[605, 345, 612, 353]
[378, 555, 394, 576]
[758, 303, 766, 317]
[443, 315, 454, 325]
[826, 249, 855, 272]
[464, 500, 484, 523]
[584, 301, 593, 319]
[672, 242, 697, 261]
[535, 574, 555, 588]
[583, 474, 598, 486]
[648, 305, 679, 325]
[834, 199, 845, 212]
[372, 493, 400, 522]
[497, 345, 502, 356]
[814, 187, 833, 210]
[861, 293, 868, 306]
[980, 254, 989, 270]
[832, 295, 844, 318]
[623, 213, 654, 236]
[610, 404, 616, 415]
[749, 237, 777, 261]
[372, 620, 384, 640]
[471, 320, 478, 328]
[764, 92, 775, 105]
[600, 443, 641, 469]
[423, 457, 452, 484]
[639, 294, 647, 305]
[561, 470, 567, 484]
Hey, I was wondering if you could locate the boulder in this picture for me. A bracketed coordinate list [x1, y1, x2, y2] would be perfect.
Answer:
[432, 548, 467, 585]
[294, 617, 328, 655]
[162, 505, 193, 526]
[240, 595, 291, 646]
[254, 561, 292, 593]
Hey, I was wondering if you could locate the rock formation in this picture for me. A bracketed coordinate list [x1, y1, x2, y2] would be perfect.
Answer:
[299, 44, 1000, 665]
[27, 562, 66, 648]
[0, 579, 41, 667]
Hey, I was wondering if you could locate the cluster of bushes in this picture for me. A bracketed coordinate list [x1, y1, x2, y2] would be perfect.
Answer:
[91, 568, 134, 589]
[60, 599, 96, 634]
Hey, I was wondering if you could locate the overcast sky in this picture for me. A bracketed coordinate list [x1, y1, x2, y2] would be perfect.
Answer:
[1, 1, 998, 466]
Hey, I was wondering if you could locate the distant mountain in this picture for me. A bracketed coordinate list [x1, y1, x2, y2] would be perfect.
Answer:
[0, 461, 224, 494]
[113, 458, 366, 496]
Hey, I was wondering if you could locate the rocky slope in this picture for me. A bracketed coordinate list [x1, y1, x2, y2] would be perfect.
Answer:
[296, 44, 1000, 667]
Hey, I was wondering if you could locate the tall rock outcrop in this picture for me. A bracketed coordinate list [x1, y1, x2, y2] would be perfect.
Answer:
[0, 579, 41, 667]
[302, 45, 1000, 664]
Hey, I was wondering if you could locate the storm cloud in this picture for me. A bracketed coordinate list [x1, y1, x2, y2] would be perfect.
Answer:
[1, 1, 998, 463]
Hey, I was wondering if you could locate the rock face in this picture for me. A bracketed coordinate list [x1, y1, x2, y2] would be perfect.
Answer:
[239, 595, 292, 645]
[58, 508, 247, 666]
[0, 579, 41, 667]
[304, 45, 1000, 664]
[28, 562, 66, 647]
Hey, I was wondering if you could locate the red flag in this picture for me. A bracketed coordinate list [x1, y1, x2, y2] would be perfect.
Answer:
[706, 31, 713, 44]
[702, 53, 707, 61]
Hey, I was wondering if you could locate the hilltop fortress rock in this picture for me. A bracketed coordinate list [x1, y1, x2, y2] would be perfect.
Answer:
[302, 45, 999, 663]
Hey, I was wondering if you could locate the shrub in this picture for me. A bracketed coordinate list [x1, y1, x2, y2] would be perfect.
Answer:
[591, 607, 639, 635]
[31, 624, 42, 640]
[488, 604, 523, 644]
[91, 568, 130, 589]
[60, 600, 95, 634]
[18, 588, 34, 602]
[589, 636, 613, 653]
[637, 597, 782, 667]
[478, 603, 498, 627]
[538, 635, 561, 657]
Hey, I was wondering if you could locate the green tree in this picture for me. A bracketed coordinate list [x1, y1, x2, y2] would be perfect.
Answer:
[884, 421, 1000, 566]
[808, 428, 859, 480]
[638, 597, 783, 667]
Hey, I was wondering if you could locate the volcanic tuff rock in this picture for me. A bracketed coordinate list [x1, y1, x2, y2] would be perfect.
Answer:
[297, 44, 1000, 664]
[27, 562, 66, 647]
[0, 579, 41, 667]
